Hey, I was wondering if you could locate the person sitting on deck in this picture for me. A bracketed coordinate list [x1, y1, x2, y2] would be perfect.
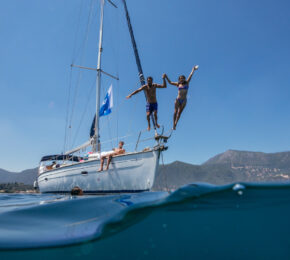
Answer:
[126, 75, 167, 131]
[98, 141, 126, 172]
[46, 161, 56, 171]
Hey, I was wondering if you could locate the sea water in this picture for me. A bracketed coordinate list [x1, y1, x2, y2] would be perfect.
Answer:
[0, 183, 290, 259]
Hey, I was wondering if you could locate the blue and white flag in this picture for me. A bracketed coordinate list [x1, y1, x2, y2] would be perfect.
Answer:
[99, 84, 113, 117]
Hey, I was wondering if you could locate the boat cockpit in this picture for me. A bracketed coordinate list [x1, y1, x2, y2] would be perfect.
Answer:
[38, 155, 82, 174]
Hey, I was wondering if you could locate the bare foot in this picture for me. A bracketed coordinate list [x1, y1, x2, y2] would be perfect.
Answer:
[147, 126, 151, 131]
[156, 123, 160, 128]
[98, 168, 103, 172]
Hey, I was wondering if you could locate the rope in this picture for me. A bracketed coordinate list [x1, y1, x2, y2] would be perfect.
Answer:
[106, 6, 120, 147]
[100, 133, 134, 145]
[67, 0, 95, 151]
[64, 0, 88, 153]
[73, 0, 97, 63]
[71, 77, 96, 147]
[127, 82, 139, 134]
[116, 79, 119, 146]
[116, 4, 120, 146]
[71, 0, 85, 63]
[63, 66, 74, 153]
[137, 136, 156, 143]
[106, 116, 114, 149]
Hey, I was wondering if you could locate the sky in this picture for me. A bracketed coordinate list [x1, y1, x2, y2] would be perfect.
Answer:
[0, 0, 290, 171]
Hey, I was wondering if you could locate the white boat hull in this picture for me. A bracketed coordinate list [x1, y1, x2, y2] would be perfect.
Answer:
[37, 149, 160, 193]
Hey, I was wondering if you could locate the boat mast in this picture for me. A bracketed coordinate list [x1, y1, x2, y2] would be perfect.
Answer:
[93, 0, 105, 153]
[122, 0, 156, 129]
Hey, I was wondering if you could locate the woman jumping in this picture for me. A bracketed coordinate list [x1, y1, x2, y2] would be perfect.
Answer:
[165, 65, 198, 130]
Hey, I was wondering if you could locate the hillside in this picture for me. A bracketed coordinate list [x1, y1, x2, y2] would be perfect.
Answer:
[153, 159, 290, 191]
[0, 168, 38, 185]
[203, 150, 290, 168]
[153, 161, 238, 190]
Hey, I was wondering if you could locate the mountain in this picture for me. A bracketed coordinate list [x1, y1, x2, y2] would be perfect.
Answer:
[153, 159, 290, 191]
[0, 168, 38, 185]
[1, 150, 290, 191]
[203, 149, 290, 169]
[153, 161, 236, 190]
[153, 150, 290, 190]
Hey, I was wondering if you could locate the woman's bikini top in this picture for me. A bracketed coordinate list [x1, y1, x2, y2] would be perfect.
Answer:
[178, 85, 189, 90]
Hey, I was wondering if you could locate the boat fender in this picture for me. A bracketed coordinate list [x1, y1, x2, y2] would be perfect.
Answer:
[33, 180, 38, 190]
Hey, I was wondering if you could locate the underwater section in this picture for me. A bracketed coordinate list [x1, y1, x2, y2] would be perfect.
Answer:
[0, 183, 290, 259]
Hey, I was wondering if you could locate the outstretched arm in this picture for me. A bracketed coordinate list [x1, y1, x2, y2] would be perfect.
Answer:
[164, 74, 179, 86]
[126, 85, 146, 99]
[155, 74, 167, 88]
[187, 65, 198, 83]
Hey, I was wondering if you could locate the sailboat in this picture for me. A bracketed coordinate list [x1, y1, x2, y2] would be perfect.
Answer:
[36, 0, 169, 193]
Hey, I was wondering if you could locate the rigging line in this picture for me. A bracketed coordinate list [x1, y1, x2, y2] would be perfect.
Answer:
[99, 75, 112, 148]
[106, 116, 114, 149]
[63, 66, 74, 153]
[68, 0, 95, 150]
[121, 141, 135, 149]
[95, 3, 119, 146]
[116, 10, 120, 146]
[71, 0, 85, 63]
[99, 133, 134, 145]
[71, 77, 96, 148]
[100, 139, 135, 149]
[116, 73, 119, 146]
[100, 79, 114, 149]
[106, 8, 120, 77]
[63, 0, 88, 152]
[127, 82, 139, 134]
[73, 0, 97, 63]
[64, 3, 91, 152]
[137, 136, 156, 143]
[67, 71, 83, 150]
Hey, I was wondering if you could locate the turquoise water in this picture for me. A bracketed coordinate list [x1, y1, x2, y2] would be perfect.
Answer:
[0, 183, 290, 259]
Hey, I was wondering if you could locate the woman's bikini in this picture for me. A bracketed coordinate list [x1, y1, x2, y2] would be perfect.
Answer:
[176, 84, 189, 106]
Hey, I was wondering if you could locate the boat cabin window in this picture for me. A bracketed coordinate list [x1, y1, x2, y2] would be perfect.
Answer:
[39, 160, 64, 174]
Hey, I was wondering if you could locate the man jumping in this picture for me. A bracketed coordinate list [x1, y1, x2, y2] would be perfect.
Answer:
[126, 74, 166, 131]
